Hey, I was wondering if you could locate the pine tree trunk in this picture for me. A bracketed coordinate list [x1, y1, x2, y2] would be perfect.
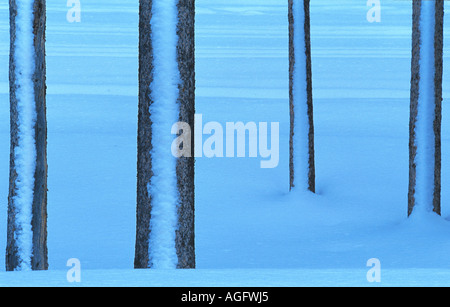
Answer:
[289, 0, 315, 192]
[408, 0, 443, 216]
[135, 0, 195, 269]
[7, 0, 48, 271]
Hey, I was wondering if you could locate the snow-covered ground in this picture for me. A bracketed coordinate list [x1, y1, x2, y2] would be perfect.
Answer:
[4, 268, 450, 287]
[2, 0, 450, 286]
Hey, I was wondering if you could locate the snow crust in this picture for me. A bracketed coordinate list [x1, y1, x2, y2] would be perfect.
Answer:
[292, 0, 310, 190]
[414, 0, 436, 215]
[147, 0, 181, 269]
[12, 0, 38, 271]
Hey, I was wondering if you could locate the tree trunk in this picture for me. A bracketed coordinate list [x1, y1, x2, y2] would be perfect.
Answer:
[135, 0, 195, 269]
[289, 0, 315, 193]
[408, 0, 443, 216]
[7, 0, 48, 271]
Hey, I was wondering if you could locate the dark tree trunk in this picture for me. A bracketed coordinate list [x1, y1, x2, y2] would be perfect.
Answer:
[7, 0, 48, 271]
[135, 0, 195, 269]
[135, 0, 153, 271]
[289, 0, 315, 192]
[408, 0, 443, 216]
[175, 0, 196, 269]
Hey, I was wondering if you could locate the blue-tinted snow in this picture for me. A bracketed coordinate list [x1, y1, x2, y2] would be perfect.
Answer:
[0, 0, 450, 286]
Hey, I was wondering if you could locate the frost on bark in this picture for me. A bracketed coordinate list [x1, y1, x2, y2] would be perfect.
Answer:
[135, 0, 195, 269]
[289, 0, 315, 192]
[408, 0, 443, 216]
[6, 0, 48, 271]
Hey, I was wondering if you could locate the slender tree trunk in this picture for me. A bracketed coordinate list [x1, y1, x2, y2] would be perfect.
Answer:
[7, 0, 47, 271]
[289, 0, 315, 192]
[408, 0, 443, 216]
[135, 0, 195, 269]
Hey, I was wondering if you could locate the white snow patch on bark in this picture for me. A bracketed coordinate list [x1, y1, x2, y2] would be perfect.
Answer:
[147, 0, 180, 269]
[414, 0, 436, 214]
[292, 0, 310, 190]
[12, 0, 37, 271]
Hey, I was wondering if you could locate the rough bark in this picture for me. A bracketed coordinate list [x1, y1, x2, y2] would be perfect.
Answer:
[408, 0, 443, 216]
[7, 0, 48, 271]
[175, 0, 196, 269]
[135, 0, 195, 269]
[289, 0, 315, 192]
[135, 0, 153, 269]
